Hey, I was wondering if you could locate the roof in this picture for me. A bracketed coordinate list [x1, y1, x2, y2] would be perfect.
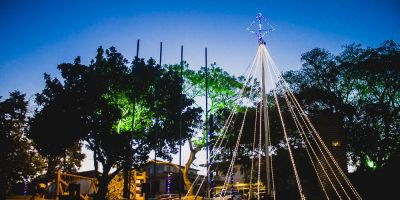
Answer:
[75, 170, 101, 178]
[147, 160, 199, 171]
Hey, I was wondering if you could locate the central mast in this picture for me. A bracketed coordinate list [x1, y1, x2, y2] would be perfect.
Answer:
[248, 13, 274, 197]
[260, 42, 271, 196]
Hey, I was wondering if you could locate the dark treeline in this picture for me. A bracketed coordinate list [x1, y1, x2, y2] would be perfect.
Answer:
[208, 40, 400, 199]
[0, 40, 399, 199]
[284, 40, 400, 199]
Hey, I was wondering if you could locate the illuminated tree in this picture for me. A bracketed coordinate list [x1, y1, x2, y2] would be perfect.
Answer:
[37, 47, 201, 199]
[167, 63, 243, 195]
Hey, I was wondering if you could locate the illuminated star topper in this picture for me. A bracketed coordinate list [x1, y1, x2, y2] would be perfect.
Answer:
[247, 13, 275, 44]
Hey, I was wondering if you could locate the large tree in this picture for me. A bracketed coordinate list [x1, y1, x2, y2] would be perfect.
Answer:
[0, 91, 45, 199]
[29, 71, 87, 179]
[283, 40, 400, 172]
[166, 63, 244, 195]
[212, 41, 400, 198]
[41, 46, 201, 199]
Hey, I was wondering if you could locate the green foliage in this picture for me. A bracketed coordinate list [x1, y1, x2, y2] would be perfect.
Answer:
[34, 46, 201, 199]
[364, 156, 377, 171]
[183, 63, 243, 114]
[102, 92, 154, 134]
[168, 62, 244, 148]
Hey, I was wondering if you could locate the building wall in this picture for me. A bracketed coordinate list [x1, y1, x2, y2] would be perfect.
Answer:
[146, 162, 200, 195]
[215, 164, 247, 184]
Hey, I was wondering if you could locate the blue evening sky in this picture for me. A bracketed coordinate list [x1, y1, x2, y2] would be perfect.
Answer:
[0, 0, 399, 171]
[1, 0, 399, 98]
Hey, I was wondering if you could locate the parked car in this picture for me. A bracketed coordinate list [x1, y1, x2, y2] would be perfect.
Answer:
[214, 190, 242, 200]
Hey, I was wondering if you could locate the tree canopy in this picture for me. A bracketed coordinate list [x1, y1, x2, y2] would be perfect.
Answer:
[282, 40, 400, 172]
[0, 91, 45, 199]
[2, 39, 398, 198]
[29, 46, 202, 199]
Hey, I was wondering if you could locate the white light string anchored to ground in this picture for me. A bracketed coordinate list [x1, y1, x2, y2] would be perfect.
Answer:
[271, 73, 306, 200]
[265, 44, 362, 199]
[248, 102, 258, 200]
[257, 100, 262, 200]
[282, 92, 332, 200]
[189, 55, 260, 198]
[220, 81, 258, 196]
[266, 45, 346, 199]
[218, 46, 263, 197]
[190, 13, 362, 200]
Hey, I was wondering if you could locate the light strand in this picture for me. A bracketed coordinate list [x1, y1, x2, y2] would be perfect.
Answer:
[249, 102, 259, 200]
[266, 45, 361, 199]
[258, 101, 262, 200]
[264, 44, 305, 200]
[268, 57, 350, 199]
[283, 93, 332, 199]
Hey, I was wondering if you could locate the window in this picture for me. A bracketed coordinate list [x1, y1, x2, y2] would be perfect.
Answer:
[331, 140, 341, 147]
[157, 166, 164, 173]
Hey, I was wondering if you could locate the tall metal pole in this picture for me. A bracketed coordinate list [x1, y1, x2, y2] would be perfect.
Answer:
[127, 39, 140, 199]
[133, 39, 140, 198]
[136, 39, 140, 58]
[132, 39, 140, 198]
[248, 12, 275, 198]
[260, 42, 271, 196]
[205, 47, 210, 197]
[178, 45, 183, 200]
[153, 42, 162, 195]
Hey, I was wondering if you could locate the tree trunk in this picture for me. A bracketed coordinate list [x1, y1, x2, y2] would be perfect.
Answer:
[93, 148, 99, 177]
[123, 134, 132, 199]
[183, 141, 200, 196]
[95, 164, 121, 200]
[183, 152, 196, 196]
[96, 175, 109, 200]
[95, 161, 111, 200]
[154, 142, 200, 197]
[123, 165, 129, 198]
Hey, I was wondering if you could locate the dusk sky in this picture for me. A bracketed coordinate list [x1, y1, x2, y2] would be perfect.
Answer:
[1, 0, 399, 98]
[1, 0, 399, 172]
